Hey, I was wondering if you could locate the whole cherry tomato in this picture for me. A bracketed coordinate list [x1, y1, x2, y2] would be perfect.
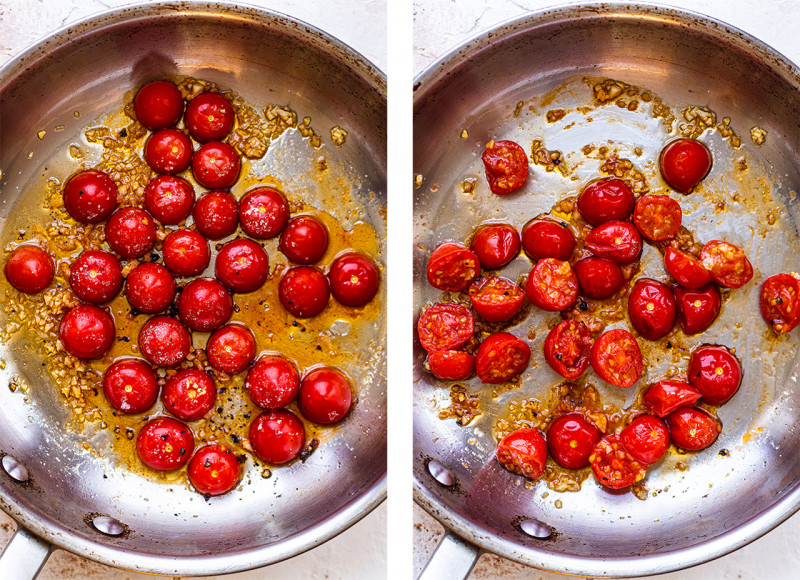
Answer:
[543, 319, 593, 380]
[245, 356, 300, 409]
[144, 129, 193, 174]
[481, 140, 529, 195]
[521, 219, 575, 261]
[667, 407, 720, 451]
[688, 345, 742, 406]
[627, 278, 676, 340]
[590, 329, 643, 388]
[206, 324, 256, 375]
[102, 358, 158, 414]
[589, 435, 646, 489]
[633, 195, 682, 241]
[59, 304, 115, 360]
[475, 332, 530, 384]
[496, 428, 547, 479]
[525, 258, 578, 311]
[426, 242, 481, 292]
[138, 315, 191, 367]
[162, 229, 210, 276]
[469, 223, 521, 269]
[278, 266, 330, 318]
[187, 443, 242, 496]
[577, 177, 635, 225]
[62, 169, 118, 224]
[760, 273, 800, 333]
[249, 409, 306, 464]
[416, 303, 474, 352]
[238, 187, 290, 239]
[125, 262, 176, 313]
[642, 380, 701, 417]
[215, 239, 269, 293]
[547, 414, 601, 469]
[674, 283, 721, 335]
[574, 257, 624, 300]
[193, 190, 239, 240]
[136, 417, 194, 470]
[468, 276, 525, 322]
[105, 207, 157, 259]
[699, 240, 753, 289]
[177, 277, 233, 332]
[427, 351, 475, 381]
[584, 221, 642, 264]
[279, 215, 329, 265]
[161, 368, 217, 422]
[4, 245, 54, 294]
[144, 175, 195, 225]
[328, 253, 380, 307]
[192, 142, 241, 189]
[185, 92, 235, 142]
[133, 80, 184, 131]
[298, 367, 353, 424]
[620, 414, 669, 465]
[664, 247, 712, 289]
[659, 139, 712, 193]
[69, 250, 123, 304]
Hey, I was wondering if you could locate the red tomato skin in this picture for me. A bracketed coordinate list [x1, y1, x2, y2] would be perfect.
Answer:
[161, 368, 217, 422]
[136, 417, 194, 471]
[468, 276, 525, 322]
[543, 319, 593, 380]
[590, 329, 643, 388]
[185, 92, 235, 142]
[699, 240, 753, 289]
[547, 414, 601, 469]
[188, 443, 241, 496]
[496, 428, 547, 479]
[577, 177, 635, 225]
[574, 257, 625, 300]
[659, 139, 712, 193]
[481, 140, 529, 195]
[192, 142, 241, 189]
[329, 253, 380, 307]
[144, 129, 193, 174]
[102, 358, 159, 414]
[525, 258, 578, 311]
[589, 435, 647, 489]
[178, 278, 233, 332]
[133, 80, 184, 131]
[664, 247, 712, 289]
[206, 324, 256, 375]
[215, 239, 269, 293]
[667, 406, 720, 451]
[674, 284, 721, 335]
[144, 175, 195, 225]
[688, 345, 742, 406]
[69, 250, 123, 304]
[427, 351, 476, 380]
[125, 262, 176, 314]
[628, 278, 677, 340]
[475, 332, 531, 384]
[521, 219, 575, 261]
[760, 273, 800, 333]
[620, 415, 670, 465]
[249, 409, 305, 464]
[426, 242, 481, 292]
[470, 223, 521, 269]
[62, 170, 118, 224]
[138, 315, 191, 367]
[298, 367, 353, 424]
[633, 195, 683, 241]
[245, 356, 300, 409]
[416, 303, 474, 352]
[193, 190, 239, 240]
[584, 221, 642, 264]
[5, 245, 54, 294]
[280, 215, 329, 265]
[59, 304, 115, 360]
[278, 266, 330, 318]
[238, 187, 290, 240]
[105, 207, 157, 259]
[642, 380, 701, 417]
[162, 229, 211, 277]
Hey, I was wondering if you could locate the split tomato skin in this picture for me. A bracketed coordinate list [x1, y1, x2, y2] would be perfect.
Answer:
[543, 319, 593, 380]
[688, 345, 742, 406]
[475, 332, 530, 384]
[589, 435, 646, 490]
[590, 329, 643, 388]
[525, 258, 578, 312]
[667, 406, 721, 451]
[426, 242, 481, 292]
[481, 140, 529, 195]
[664, 247, 712, 289]
[136, 417, 195, 471]
[521, 219, 575, 262]
[188, 443, 242, 496]
[574, 257, 625, 300]
[620, 415, 670, 465]
[627, 278, 676, 340]
[427, 350, 476, 381]
[577, 177, 635, 225]
[496, 428, 547, 479]
[468, 276, 524, 322]
[584, 221, 641, 264]
[659, 139, 712, 193]
[5, 245, 55, 294]
[470, 223, 521, 269]
[674, 283, 721, 335]
[760, 273, 800, 333]
[547, 413, 601, 469]
[416, 303, 474, 352]
[642, 380, 701, 417]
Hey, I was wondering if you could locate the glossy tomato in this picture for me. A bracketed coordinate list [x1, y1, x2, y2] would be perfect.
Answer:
[468, 276, 524, 322]
[249, 409, 305, 464]
[590, 329, 643, 388]
[699, 240, 753, 289]
[674, 283, 721, 335]
[162, 229, 210, 276]
[659, 139, 712, 193]
[102, 358, 158, 414]
[574, 257, 624, 300]
[642, 380, 701, 417]
[177, 277, 233, 332]
[62, 169, 118, 224]
[469, 223, 521, 269]
[238, 187, 290, 239]
[245, 356, 300, 409]
[426, 242, 481, 292]
[633, 195, 682, 241]
[136, 417, 194, 471]
[627, 278, 676, 340]
[760, 273, 800, 333]
[69, 250, 122, 304]
[496, 428, 547, 479]
[584, 221, 641, 264]
[144, 175, 195, 225]
[187, 443, 241, 496]
[278, 266, 330, 318]
[125, 262, 176, 314]
[521, 219, 575, 261]
[667, 407, 720, 451]
[193, 190, 239, 240]
[279, 215, 329, 265]
[475, 332, 530, 384]
[664, 247, 712, 289]
[547, 414, 601, 469]
[298, 367, 353, 424]
[4, 245, 54, 294]
[192, 142, 241, 189]
[620, 415, 669, 465]
[59, 304, 115, 360]
[161, 368, 217, 422]
[206, 324, 256, 375]
[215, 239, 269, 293]
[427, 350, 475, 381]
[105, 207, 157, 259]
[543, 319, 593, 380]
[589, 435, 646, 490]
[688, 345, 742, 406]
[416, 303, 474, 352]
[328, 253, 380, 307]
[185, 92, 235, 142]
[138, 315, 191, 367]
[481, 140, 529, 195]
[133, 80, 184, 131]
[144, 129, 193, 174]
[525, 258, 578, 311]
[577, 177, 635, 225]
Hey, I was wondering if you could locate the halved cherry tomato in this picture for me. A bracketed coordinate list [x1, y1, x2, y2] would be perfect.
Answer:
[185, 92, 235, 142]
[133, 80, 184, 131]
[125, 262, 176, 314]
[427, 351, 475, 380]
[280, 215, 329, 265]
[628, 278, 676, 340]
[760, 273, 800, 333]
[543, 319, 593, 380]
[206, 324, 256, 375]
[144, 129, 193, 174]
[144, 175, 195, 225]
[416, 303, 474, 352]
[632, 195, 682, 241]
[699, 240, 753, 289]
[105, 207, 157, 259]
[524, 258, 578, 311]
[238, 187, 290, 240]
[249, 409, 305, 464]
[468, 276, 524, 322]
[475, 332, 530, 384]
[138, 315, 191, 367]
[426, 242, 480, 292]
[584, 221, 641, 264]
[193, 190, 239, 240]
[664, 247, 712, 289]
[62, 169, 118, 224]
[590, 329, 643, 388]
[521, 219, 575, 261]
[177, 277, 233, 332]
[667, 407, 720, 451]
[136, 417, 194, 471]
[642, 380, 701, 417]
[688, 345, 742, 406]
[674, 283, 721, 335]
[215, 239, 269, 293]
[620, 415, 669, 465]
[574, 257, 624, 300]
[102, 358, 158, 414]
[577, 177, 635, 225]
[659, 139, 712, 193]
[59, 304, 115, 360]
[162, 229, 211, 277]
[187, 443, 241, 496]
[496, 428, 547, 479]
[547, 413, 601, 469]
[161, 368, 217, 422]
[69, 250, 123, 304]
[589, 435, 646, 489]
[481, 140, 529, 195]
[328, 253, 380, 307]
[245, 356, 300, 409]
[4, 245, 54, 294]
[298, 367, 353, 424]
[192, 142, 241, 189]
[469, 223, 521, 269]
[278, 266, 330, 318]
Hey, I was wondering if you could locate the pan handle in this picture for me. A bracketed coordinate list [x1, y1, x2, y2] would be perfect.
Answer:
[417, 531, 482, 580]
[0, 526, 52, 580]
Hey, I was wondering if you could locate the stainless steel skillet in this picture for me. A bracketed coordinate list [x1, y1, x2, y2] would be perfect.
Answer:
[414, 4, 800, 577]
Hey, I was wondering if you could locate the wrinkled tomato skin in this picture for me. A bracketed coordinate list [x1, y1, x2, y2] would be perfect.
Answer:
[628, 278, 676, 340]
[496, 428, 547, 479]
[633, 195, 683, 241]
[138, 315, 191, 367]
[215, 239, 269, 293]
[187, 443, 241, 496]
[525, 258, 578, 312]
[667, 407, 720, 451]
[178, 278, 233, 332]
[574, 257, 625, 300]
[584, 221, 642, 264]
[427, 351, 476, 381]
[642, 380, 701, 417]
[144, 175, 195, 225]
[298, 367, 353, 424]
[105, 207, 157, 259]
[193, 190, 239, 240]
[688, 345, 742, 406]
[280, 215, 329, 265]
[125, 262, 176, 314]
[470, 223, 521, 269]
[521, 219, 575, 261]
[245, 356, 300, 409]
[161, 368, 217, 422]
[62, 170, 118, 224]
[476, 332, 531, 384]
[5, 245, 54, 294]
[664, 247, 712, 289]
[249, 409, 305, 464]
[329, 253, 380, 307]
[238, 187, 290, 240]
[481, 140, 529, 195]
[468, 276, 525, 322]
[206, 324, 256, 375]
[59, 304, 115, 360]
[102, 358, 159, 414]
[543, 319, 593, 380]
[589, 435, 646, 490]
[659, 139, 712, 193]
[590, 329, 643, 388]
[620, 415, 670, 465]
[699, 240, 753, 289]
[674, 284, 721, 335]
[416, 303, 474, 352]
[69, 250, 123, 304]
[133, 80, 184, 131]
[760, 273, 800, 333]
[136, 417, 194, 471]
[162, 230, 210, 277]
[547, 414, 601, 469]
[426, 242, 480, 292]
[144, 129, 193, 174]
[192, 142, 241, 189]
[278, 266, 330, 318]
[577, 177, 635, 225]
[185, 92, 235, 142]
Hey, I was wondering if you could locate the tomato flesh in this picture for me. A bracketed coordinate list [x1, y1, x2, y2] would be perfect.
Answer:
[481, 140, 529, 195]
[642, 380, 701, 417]
[427, 350, 475, 381]
[416, 303, 474, 352]
[589, 435, 646, 490]
[476, 332, 530, 384]
[525, 258, 578, 311]
[426, 242, 481, 292]
[543, 319, 593, 380]
[468, 276, 524, 322]
[590, 329, 643, 388]
[760, 273, 800, 333]
[496, 428, 547, 479]
[699, 240, 753, 289]
[633, 194, 682, 241]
